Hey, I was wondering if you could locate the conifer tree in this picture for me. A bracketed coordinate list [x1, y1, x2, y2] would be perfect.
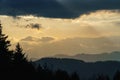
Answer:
[113, 70, 120, 80]
[0, 22, 11, 54]
[14, 43, 27, 63]
[0, 21, 12, 63]
[96, 74, 109, 80]
[70, 72, 80, 80]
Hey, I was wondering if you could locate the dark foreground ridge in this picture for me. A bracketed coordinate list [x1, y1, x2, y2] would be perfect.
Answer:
[0, 23, 120, 80]
[35, 58, 120, 80]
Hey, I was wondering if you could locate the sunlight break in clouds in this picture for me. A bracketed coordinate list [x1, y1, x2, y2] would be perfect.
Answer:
[0, 10, 120, 58]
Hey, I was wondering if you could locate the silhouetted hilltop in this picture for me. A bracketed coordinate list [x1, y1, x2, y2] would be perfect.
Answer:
[54, 51, 120, 62]
[35, 58, 120, 80]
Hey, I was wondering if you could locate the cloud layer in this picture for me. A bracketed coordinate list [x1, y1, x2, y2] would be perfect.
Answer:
[25, 23, 42, 30]
[20, 36, 120, 58]
[0, 0, 120, 18]
[21, 36, 55, 43]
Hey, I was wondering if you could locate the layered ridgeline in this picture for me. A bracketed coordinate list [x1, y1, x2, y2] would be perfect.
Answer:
[54, 51, 120, 62]
[35, 58, 120, 80]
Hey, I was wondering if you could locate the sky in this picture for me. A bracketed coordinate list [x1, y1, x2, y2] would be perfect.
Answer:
[0, 0, 120, 59]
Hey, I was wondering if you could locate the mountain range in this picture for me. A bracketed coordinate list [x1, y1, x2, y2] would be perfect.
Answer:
[34, 58, 120, 80]
[54, 51, 120, 62]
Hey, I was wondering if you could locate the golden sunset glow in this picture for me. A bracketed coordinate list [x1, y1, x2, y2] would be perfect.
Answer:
[0, 10, 120, 58]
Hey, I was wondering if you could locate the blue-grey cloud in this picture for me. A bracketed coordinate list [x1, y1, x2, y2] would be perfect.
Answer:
[0, 0, 120, 18]
[25, 23, 42, 30]
[21, 36, 55, 42]
[21, 36, 37, 42]
[40, 37, 55, 42]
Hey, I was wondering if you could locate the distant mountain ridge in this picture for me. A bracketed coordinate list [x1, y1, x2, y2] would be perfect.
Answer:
[54, 51, 120, 62]
[34, 58, 120, 80]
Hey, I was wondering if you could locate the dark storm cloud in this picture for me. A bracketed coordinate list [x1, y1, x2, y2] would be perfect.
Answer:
[0, 0, 120, 18]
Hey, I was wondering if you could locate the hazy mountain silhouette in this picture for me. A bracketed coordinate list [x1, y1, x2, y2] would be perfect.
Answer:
[35, 58, 120, 80]
[54, 51, 120, 62]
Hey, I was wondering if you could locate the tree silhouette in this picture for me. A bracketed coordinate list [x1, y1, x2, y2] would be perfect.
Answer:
[96, 74, 109, 80]
[0, 23, 11, 53]
[0, 22, 12, 66]
[0, 22, 12, 63]
[36, 64, 43, 78]
[0, 21, 14, 80]
[70, 72, 80, 80]
[54, 69, 70, 80]
[113, 70, 120, 80]
[13, 43, 36, 80]
[14, 43, 27, 64]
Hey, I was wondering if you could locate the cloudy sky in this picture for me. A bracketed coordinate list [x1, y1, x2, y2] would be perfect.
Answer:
[0, 0, 120, 59]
